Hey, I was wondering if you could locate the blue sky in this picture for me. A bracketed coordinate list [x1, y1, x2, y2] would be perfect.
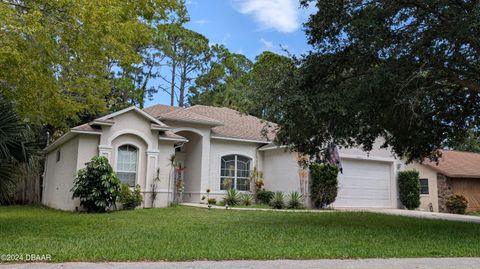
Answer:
[145, 0, 315, 107]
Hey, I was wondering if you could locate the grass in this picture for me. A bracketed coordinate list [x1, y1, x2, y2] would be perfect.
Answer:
[1, 205, 480, 262]
[232, 203, 271, 209]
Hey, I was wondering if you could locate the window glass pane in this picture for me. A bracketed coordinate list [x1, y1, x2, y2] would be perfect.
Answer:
[221, 155, 236, 177]
[237, 156, 250, 178]
[220, 177, 233, 190]
[420, 178, 429, 194]
[220, 155, 251, 191]
[117, 145, 138, 186]
[236, 178, 250, 191]
[118, 172, 136, 186]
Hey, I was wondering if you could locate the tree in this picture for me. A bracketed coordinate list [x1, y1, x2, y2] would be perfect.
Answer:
[260, 0, 480, 162]
[447, 130, 480, 153]
[0, 0, 182, 129]
[0, 95, 37, 204]
[188, 45, 254, 112]
[156, 23, 210, 107]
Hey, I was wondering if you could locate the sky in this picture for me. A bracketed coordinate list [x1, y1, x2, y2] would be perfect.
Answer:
[145, 0, 316, 107]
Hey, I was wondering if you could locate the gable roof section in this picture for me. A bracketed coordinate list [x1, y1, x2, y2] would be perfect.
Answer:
[144, 104, 277, 143]
[423, 150, 480, 178]
[96, 106, 169, 129]
[188, 106, 276, 142]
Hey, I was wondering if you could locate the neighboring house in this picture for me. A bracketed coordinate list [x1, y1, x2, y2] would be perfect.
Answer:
[42, 104, 402, 211]
[408, 150, 480, 212]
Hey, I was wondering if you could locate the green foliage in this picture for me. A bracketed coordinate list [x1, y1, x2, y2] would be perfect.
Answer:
[287, 191, 304, 209]
[446, 195, 468, 215]
[260, 0, 480, 162]
[447, 130, 480, 153]
[270, 192, 285, 209]
[0, 0, 183, 129]
[240, 193, 253, 206]
[119, 184, 143, 210]
[223, 189, 239, 206]
[189, 49, 294, 121]
[207, 198, 217, 205]
[71, 156, 121, 212]
[256, 190, 274, 204]
[398, 170, 421, 210]
[155, 22, 211, 107]
[0, 96, 38, 204]
[310, 164, 338, 209]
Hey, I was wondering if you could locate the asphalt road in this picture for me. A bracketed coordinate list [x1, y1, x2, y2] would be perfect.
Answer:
[2, 258, 480, 269]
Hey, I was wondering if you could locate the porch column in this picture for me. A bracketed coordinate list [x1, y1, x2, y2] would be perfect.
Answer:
[200, 134, 210, 194]
[145, 150, 159, 207]
[98, 145, 113, 163]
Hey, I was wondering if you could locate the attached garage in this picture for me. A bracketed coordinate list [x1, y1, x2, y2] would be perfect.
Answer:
[333, 158, 395, 208]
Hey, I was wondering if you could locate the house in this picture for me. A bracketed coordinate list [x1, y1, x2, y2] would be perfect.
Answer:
[42, 104, 403, 210]
[407, 150, 480, 212]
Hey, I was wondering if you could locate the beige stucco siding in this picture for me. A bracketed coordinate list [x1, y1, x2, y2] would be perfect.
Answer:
[208, 139, 261, 200]
[43, 137, 80, 210]
[76, 135, 100, 169]
[405, 162, 439, 212]
[262, 149, 300, 193]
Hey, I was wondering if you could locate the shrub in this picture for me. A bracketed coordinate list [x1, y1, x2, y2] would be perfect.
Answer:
[71, 156, 121, 212]
[119, 184, 143, 210]
[310, 163, 338, 209]
[224, 189, 239, 206]
[270, 192, 285, 209]
[446, 195, 468, 214]
[240, 193, 253, 206]
[398, 170, 421, 210]
[287, 191, 304, 209]
[256, 190, 274, 204]
[207, 198, 217, 205]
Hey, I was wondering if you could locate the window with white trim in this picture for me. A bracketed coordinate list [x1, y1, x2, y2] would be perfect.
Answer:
[117, 145, 138, 187]
[220, 155, 251, 191]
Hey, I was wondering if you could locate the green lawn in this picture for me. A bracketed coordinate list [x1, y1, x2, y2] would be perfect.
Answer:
[1, 205, 480, 262]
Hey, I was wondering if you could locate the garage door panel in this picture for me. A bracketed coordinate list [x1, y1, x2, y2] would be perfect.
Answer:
[333, 158, 392, 208]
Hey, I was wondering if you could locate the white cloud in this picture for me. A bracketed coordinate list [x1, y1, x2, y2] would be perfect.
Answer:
[260, 38, 275, 51]
[235, 0, 300, 33]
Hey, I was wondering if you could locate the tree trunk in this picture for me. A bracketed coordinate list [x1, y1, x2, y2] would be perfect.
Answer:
[170, 60, 176, 106]
[178, 67, 187, 107]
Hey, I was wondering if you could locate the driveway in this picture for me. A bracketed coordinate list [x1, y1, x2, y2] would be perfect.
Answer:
[183, 203, 480, 223]
[2, 258, 480, 269]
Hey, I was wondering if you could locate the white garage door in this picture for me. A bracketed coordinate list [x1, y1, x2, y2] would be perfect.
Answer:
[333, 158, 392, 208]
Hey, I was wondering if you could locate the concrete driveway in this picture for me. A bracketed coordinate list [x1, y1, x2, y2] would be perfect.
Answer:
[183, 203, 480, 223]
[2, 258, 480, 269]
[344, 208, 480, 223]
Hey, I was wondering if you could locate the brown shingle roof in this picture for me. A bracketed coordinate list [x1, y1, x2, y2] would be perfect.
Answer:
[71, 123, 102, 133]
[160, 107, 224, 126]
[143, 104, 277, 142]
[423, 150, 480, 179]
[188, 105, 276, 142]
[143, 104, 179, 118]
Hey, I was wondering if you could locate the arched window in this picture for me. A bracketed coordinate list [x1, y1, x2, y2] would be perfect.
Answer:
[220, 155, 251, 191]
[117, 145, 138, 186]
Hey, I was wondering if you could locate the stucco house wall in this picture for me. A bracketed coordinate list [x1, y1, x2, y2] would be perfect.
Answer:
[262, 148, 300, 193]
[43, 137, 80, 210]
[404, 162, 439, 212]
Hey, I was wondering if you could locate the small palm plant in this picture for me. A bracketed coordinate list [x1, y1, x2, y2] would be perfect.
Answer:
[240, 193, 253, 206]
[270, 192, 285, 209]
[224, 189, 239, 206]
[287, 191, 304, 209]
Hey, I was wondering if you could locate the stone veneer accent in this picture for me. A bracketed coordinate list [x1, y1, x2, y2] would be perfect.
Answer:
[437, 174, 453, 213]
